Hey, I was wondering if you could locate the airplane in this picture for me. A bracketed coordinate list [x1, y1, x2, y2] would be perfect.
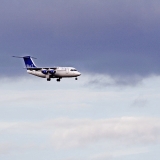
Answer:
[13, 56, 81, 82]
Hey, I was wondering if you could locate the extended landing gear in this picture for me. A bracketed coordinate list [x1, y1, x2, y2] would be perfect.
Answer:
[57, 78, 61, 82]
[46, 75, 51, 81]
[75, 77, 78, 80]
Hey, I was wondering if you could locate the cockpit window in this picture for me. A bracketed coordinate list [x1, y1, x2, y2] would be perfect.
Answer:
[70, 69, 77, 71]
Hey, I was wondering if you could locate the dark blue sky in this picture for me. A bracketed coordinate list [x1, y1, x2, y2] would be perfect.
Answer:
[0, 0, 160, 79]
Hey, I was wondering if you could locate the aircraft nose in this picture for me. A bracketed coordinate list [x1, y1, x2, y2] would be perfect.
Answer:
[78, 72, 81, 76]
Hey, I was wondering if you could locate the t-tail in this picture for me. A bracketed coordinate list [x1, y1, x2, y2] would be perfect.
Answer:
[13, 56, 37, 68]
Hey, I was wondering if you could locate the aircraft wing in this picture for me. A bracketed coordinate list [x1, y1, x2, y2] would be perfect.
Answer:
[26, 67, 57, 70]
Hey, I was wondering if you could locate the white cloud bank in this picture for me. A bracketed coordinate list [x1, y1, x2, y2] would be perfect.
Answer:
[0, 117, 160, 150]
[50, 117, 160, 149]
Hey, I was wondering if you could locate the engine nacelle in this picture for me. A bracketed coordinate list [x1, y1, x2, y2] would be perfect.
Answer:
[41, 69, 56, 75]
[41, 69, 48, 75]
[48, 69, 56, 75]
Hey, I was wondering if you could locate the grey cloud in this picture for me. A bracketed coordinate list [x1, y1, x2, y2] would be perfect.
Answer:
[132, 96, 149, 108]
[0, 0, 160, 81]
[85, 74, 143, 87]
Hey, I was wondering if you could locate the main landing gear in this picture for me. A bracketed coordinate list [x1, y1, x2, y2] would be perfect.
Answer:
[57, 78, 61, 82]
[47, 77, 78, 82]
[46, 78, 61, 82]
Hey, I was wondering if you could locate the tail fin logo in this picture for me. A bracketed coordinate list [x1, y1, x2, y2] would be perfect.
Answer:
[26, 64, 36, 68]
[23, 56, 37, 68]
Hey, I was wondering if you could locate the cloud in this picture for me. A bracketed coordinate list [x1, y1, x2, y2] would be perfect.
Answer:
[50, 117, 160, 149]
[90, 154, 113, 160]
[0, 143, 12, 155]
[132, 96, 149, 107]
[0, 143, 39, 155]
[85, 74, 143, 87]
[90, 147, 148, 160]
[0, 117, 160, 150]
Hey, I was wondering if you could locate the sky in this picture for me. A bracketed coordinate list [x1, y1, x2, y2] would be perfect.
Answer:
[0, 0, 160, 160]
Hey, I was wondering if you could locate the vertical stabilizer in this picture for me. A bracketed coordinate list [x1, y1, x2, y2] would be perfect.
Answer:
[23, 56, 37, 68]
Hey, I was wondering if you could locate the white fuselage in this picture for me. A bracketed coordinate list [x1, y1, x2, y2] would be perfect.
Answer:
[27, 67, 81, 78]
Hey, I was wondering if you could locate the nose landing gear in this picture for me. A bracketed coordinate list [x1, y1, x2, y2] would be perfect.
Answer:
[75, 77, 78, 80]
[57, 78, 61, 82]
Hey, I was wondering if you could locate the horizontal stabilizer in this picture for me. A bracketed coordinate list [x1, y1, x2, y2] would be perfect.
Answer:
[13, 56, 37, 68]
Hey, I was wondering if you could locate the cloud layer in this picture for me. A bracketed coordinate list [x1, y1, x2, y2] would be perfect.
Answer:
[1, 117, 160, 150]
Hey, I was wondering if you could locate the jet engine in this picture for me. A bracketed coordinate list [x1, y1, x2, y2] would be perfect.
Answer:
[48, 69, 56, 75]
[41, 69, 48, 75]
[41, 69, 56, 75]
